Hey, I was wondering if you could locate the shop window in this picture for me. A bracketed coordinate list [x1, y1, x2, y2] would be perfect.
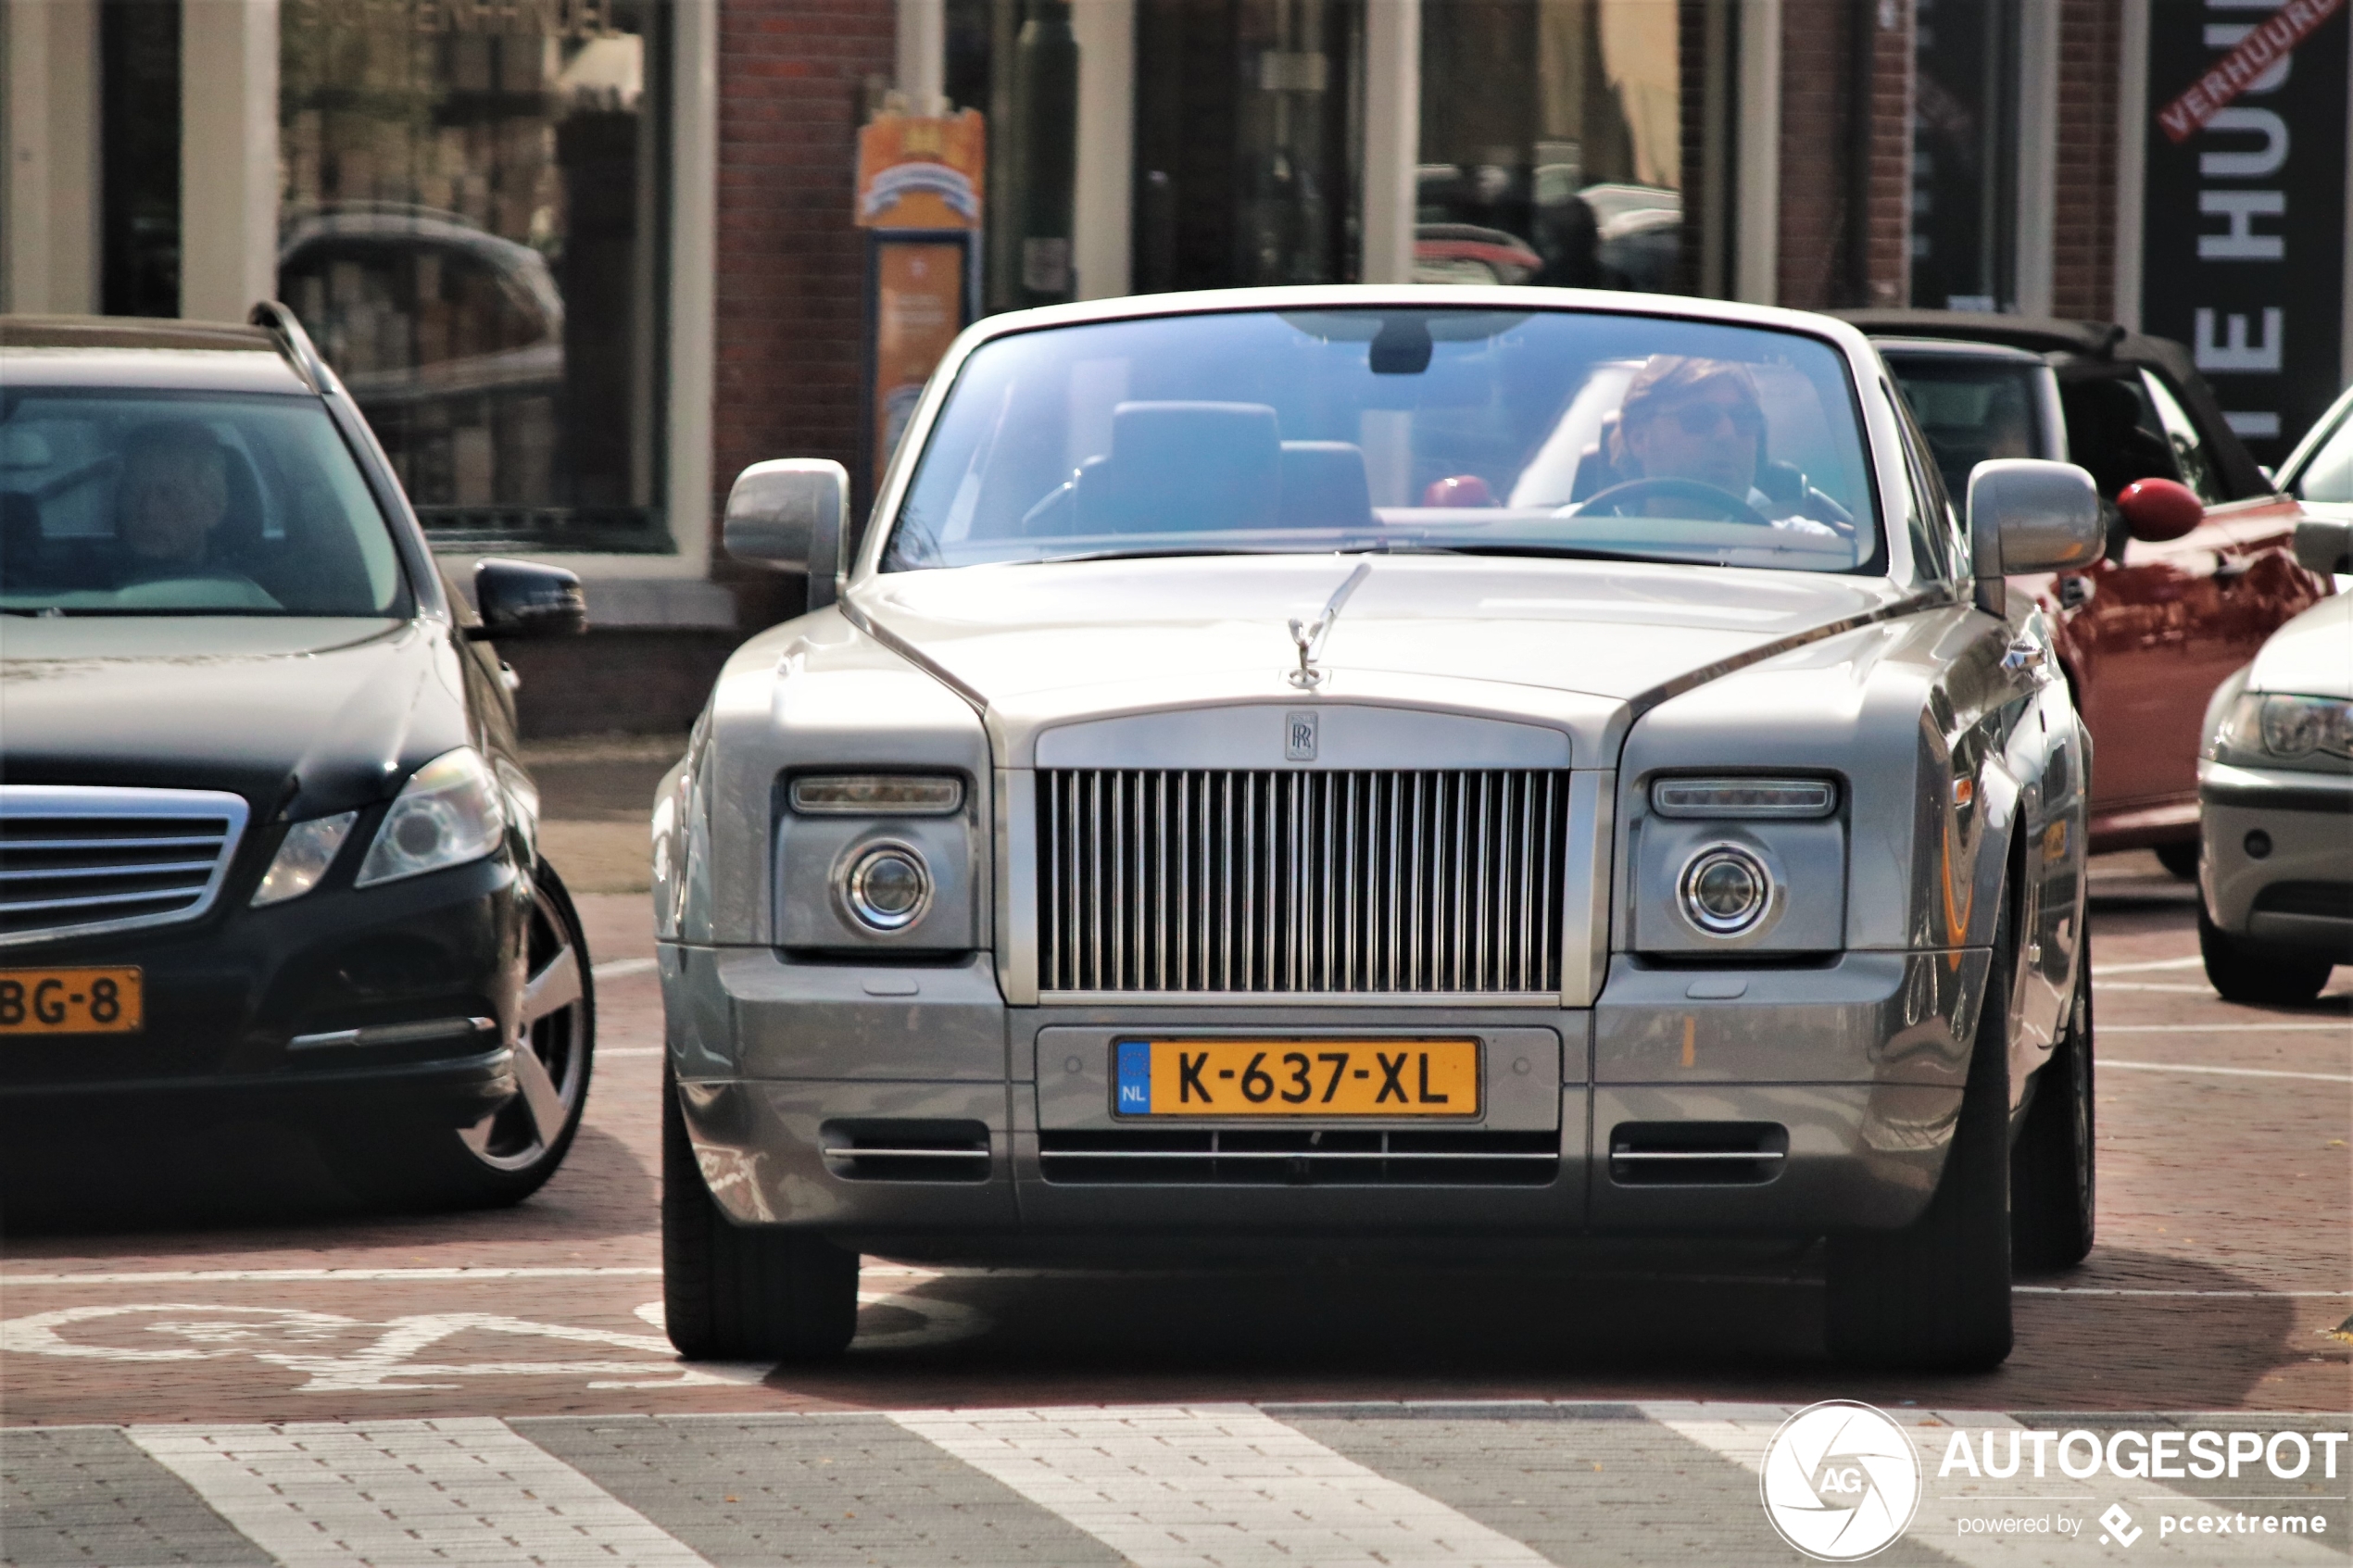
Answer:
[279, 0, 669, 553]
[1133, 0, 1365, 294]
[1416, 0, 1703, 295]
[100, 0, 181, 319]
[1908, 0, 2019, 311]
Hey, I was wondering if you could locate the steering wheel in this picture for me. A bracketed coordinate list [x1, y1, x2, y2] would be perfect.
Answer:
[1573, 477, 1775, 529]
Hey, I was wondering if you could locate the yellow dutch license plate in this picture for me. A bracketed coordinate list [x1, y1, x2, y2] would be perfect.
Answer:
[1116, 1039, 1480, 1118]
[0, 967, 143, 1034]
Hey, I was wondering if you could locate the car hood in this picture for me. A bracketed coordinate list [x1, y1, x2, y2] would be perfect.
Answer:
[0, 617, 474, 815]
[2247, 592, 2352, 699]
[849, 555, 1918, 743]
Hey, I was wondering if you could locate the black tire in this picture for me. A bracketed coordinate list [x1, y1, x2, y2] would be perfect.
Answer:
[1825, 888, 2016, 1371]
[326, 859, 595, 1210]
[2199, 901, 2333, 1006]
[2153, 839, 2201, 881]
[2012, 933, 2095, 1270]
[662, 1060, 859, 1361]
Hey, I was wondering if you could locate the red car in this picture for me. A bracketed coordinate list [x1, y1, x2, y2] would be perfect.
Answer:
[1854, 311, 2330, 870]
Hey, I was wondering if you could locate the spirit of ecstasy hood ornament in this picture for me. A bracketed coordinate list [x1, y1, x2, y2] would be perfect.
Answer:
[1287, 559, 1373, 689]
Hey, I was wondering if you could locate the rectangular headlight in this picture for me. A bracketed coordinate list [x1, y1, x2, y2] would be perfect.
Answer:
[788, 773, 965, 815]
[1650, 777, 1838, 819]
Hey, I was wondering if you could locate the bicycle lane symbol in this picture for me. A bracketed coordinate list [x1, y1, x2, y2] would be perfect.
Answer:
[1, 1286, 988, 1392]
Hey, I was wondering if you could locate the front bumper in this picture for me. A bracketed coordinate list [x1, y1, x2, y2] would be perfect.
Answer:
[2199, 759, 2353, 957]
[0, 855, 526, 1127]
[664, 943, 1987, 1248]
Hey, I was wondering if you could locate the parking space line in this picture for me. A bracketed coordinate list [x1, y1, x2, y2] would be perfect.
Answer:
[591, 957, 659, 981]
[889, 1404, 1553, 1566]
[2092, 957, 2207, 974]
[127, 1418, 711, 1567]
[2102, 1060, 2353, 1083]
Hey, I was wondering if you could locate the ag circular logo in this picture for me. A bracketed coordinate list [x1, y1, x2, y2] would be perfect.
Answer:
[1759, 1400, 1922, 1561]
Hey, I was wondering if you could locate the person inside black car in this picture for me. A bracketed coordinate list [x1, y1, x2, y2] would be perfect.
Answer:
[112, 422, 272, 605]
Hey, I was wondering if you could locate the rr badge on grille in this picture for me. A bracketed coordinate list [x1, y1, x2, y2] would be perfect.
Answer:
[1284, 710, 1318, 762]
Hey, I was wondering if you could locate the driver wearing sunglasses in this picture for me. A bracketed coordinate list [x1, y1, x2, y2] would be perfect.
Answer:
[1610, 356, 1837, 534]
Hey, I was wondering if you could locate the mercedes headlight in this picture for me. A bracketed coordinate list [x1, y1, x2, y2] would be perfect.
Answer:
[251, 811, 359, 906]
[2220, 693, 2353, 761]
[356, 747, 508, 887]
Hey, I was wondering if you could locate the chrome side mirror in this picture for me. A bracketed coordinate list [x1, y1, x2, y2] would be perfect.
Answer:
[1968, 458, 2103, 614]
[724, 458, 849, 610]
[2294, 515, 2353, 575]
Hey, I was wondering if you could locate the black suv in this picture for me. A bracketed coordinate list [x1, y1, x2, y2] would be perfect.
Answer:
[0, 307, 594, 1208]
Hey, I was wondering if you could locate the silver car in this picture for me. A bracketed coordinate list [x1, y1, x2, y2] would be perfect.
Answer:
[2196, 517, 2351, 1004]
[653, 287, 2108, 1372]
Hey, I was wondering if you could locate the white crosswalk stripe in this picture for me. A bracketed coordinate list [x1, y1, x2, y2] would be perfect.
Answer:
[127, 1419, 711, 1567]
[888, 1403, 1553, 1567]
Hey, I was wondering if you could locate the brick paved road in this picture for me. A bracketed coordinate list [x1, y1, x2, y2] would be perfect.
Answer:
[3, 851, 2347, 1564]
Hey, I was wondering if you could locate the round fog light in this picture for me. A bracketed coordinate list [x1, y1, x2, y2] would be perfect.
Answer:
[1680, 845, 1772, 936]
[844, 844, 931, 931]
[2244, 829, 2272, 860]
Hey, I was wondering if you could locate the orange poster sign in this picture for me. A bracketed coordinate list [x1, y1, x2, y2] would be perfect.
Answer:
[873, 242, 967, 484]
[855, 111, 986, 231]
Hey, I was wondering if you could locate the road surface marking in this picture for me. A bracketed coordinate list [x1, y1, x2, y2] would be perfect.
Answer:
[600, 1047, 665, 1058]
[2016, 1286, 2352, 1297]
[2101, 1022, 2350, 1034]
[0, 1266, 664, 1286]
[129, 1418, 711, 1567]
[2102, 1060, 2352, 1083]
[591, 957, 659, 980]
[2091, 957, 2206, 974]
[890, 1404, 1552, 1566]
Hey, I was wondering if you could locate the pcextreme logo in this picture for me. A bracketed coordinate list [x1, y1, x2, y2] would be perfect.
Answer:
[1760, 1400, 1924, 1562]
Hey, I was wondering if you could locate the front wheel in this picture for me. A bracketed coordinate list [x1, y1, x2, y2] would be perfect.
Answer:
[661, 1061, 859, 1361]
[2200, 902, 2333, 1006]
[326, 860, 595, 1210]
[1825, 888, 2016, 1371]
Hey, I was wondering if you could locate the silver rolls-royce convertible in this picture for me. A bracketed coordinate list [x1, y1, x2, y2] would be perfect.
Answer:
[653, 287, 2107, 1372]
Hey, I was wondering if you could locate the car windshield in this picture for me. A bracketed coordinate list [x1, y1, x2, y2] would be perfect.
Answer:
[1881, 354, 2054, 502]
[0, 389, 407, 617]
[884, 309, 1881, 574]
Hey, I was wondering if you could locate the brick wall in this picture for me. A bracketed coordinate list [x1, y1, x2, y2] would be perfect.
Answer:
[1772, 0, 1910, 309]
[1858, 0, 1911, 307]
[1775, 0, 1856, 310]
[2052, 0, 2121, 321]
[711, 0, 897, 526]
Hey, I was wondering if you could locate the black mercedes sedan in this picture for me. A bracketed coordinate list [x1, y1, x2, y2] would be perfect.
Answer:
[0, 308, 594, 1209]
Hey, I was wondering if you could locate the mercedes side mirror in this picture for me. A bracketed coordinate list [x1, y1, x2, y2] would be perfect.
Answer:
[2293, 515, 2353, 575]
[2116, 477, 2204, 544]
[724, 458, 848, 611]
[1968, 458, 2103, 614]
[472, 558, 586, 640]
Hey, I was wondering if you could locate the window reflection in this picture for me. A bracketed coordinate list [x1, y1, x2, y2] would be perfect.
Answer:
[1417, 0, 1689, 293]
[279, 0, 666, 552]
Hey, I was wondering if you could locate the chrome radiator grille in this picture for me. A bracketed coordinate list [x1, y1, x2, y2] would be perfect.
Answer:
[1037, 769, 1567, 995]
[0, 786, 250, 946]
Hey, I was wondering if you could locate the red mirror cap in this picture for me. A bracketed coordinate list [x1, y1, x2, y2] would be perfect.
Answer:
[2116, 478, 2204, 543]
[1423, 474, 1496, 508]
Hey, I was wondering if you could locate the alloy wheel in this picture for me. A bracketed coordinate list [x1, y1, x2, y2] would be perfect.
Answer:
[460, 875, 591, 1172]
